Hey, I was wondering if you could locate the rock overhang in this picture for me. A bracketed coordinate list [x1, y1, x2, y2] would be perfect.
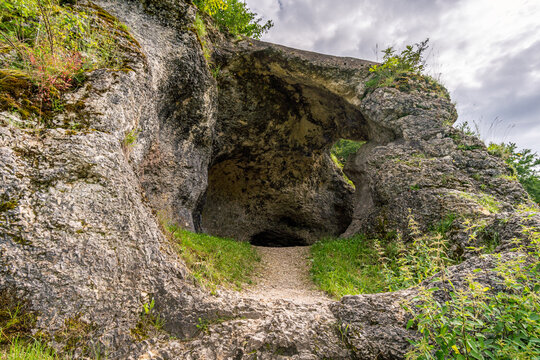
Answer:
[200, 41, 377, 245]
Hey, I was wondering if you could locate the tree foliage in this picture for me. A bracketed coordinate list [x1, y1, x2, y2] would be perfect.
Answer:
[193, 0, 272, 39]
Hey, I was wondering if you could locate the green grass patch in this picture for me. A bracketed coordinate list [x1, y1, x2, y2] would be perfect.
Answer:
[1, 339, 58, 360]
[309, 235, 388, 298]
[458, 191, 501, 214]
[330, 139, 365, 166]
[309, 214, 458, 298]
[168, 226, 260, 291]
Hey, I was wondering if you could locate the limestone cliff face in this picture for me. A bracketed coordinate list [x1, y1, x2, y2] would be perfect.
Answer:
[0, 0, 538, 358]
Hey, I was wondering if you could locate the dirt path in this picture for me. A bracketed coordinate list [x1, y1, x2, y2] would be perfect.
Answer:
[242, 246, 331, 304]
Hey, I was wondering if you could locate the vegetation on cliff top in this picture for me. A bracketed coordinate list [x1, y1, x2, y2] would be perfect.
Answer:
[193, 0, 272, 39]
[365, 39, 449, 99]
[0, 0, 138, 123]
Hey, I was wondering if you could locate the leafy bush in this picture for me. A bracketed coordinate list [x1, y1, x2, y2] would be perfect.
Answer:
[167, 225, 260, 291]
[365, 39, 428, 89]
[0, 0, 136, 122]
[378, 213, 456, 292]
[405, 226, 540, 360]
[193, 0, 272, 39]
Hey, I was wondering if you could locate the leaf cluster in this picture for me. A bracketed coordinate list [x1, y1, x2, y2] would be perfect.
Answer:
[193, 0, 272, 39]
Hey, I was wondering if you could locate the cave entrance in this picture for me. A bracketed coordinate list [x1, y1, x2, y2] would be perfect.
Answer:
[200, 55, 374, 245]
[250, 230, 309, 247]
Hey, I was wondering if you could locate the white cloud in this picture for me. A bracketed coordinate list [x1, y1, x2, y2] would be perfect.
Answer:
[246, 0, 540, 153]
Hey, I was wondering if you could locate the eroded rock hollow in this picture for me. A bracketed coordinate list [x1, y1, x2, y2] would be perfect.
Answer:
[202, 44, 377, 244]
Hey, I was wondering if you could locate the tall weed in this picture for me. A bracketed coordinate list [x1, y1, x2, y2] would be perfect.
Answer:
[404, 226, 540, 359]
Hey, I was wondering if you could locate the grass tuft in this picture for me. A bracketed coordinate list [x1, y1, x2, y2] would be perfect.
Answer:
[310, 212, 457, 298]
[2, 339, 57, 360]
[309, 235, 388, 298]
[168, 225, 260, 291]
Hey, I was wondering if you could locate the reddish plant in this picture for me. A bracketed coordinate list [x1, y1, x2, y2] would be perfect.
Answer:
[27, 50, 83, 105]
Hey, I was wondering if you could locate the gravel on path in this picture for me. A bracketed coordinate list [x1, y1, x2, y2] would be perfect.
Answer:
[242, 246, 331, 304]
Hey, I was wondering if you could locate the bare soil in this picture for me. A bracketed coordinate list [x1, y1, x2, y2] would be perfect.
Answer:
[242, 246, 330, 304]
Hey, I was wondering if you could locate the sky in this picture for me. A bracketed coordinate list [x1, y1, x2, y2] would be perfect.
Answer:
[246, 0, 540, 153]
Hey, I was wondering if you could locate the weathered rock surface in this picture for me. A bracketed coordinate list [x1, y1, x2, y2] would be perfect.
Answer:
[1, 0, 539, 359]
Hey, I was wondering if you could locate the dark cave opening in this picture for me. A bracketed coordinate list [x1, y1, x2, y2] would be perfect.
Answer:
[250, 230, 309, 247]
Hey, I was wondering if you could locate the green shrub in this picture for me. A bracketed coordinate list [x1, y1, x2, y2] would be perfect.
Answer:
[365, 39, 448, 99]
[167, 225, 260, 291]
[369, 39, 428, 79]
[193, 0, 272, 39]
[380, 214, 456, 292]
[405, 226, 540, 360]
[488, 142, 540, 204]
[365, 39, 428, 90]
